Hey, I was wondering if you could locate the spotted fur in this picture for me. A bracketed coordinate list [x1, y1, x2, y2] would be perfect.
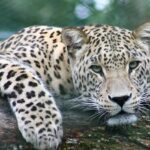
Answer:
[0, 23, 150, 149]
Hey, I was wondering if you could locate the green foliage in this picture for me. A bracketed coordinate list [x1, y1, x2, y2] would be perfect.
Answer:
[0, 0, 149, 31]
[91, 0, 150, 29]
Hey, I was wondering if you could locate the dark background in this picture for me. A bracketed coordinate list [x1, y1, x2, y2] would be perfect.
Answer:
[0, 0, 150, 39]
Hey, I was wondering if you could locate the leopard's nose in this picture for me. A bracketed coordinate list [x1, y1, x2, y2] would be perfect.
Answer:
[108, 94, 132, 107]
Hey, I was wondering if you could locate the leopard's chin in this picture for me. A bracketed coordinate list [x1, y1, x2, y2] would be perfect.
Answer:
[106, 113, 137, 126]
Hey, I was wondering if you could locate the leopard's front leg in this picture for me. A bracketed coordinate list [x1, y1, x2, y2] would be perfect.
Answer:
[0, 60, 63, 150]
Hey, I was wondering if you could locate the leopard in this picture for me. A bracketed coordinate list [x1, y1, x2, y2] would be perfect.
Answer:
[0, 22, 149, 149]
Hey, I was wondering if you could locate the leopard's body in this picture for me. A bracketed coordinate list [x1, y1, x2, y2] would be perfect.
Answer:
[0, 23, 149, 149]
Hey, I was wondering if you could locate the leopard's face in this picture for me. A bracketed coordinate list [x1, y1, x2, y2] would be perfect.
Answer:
[62, 24, 150, 125]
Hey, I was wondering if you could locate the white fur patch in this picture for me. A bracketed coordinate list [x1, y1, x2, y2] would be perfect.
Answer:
[107, 114, 137, 126]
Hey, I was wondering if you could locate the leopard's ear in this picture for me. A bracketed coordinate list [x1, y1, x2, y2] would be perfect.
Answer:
[134, 22, 150, 49]
[61, 28, 88, 58]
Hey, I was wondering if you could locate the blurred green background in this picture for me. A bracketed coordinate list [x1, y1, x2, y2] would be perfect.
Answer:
[0, 0, 150, 39]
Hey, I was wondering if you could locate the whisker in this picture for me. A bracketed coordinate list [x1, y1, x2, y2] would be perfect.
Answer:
[138, 106, 149, 112]
[88, 109, 108, 123]
[138, 109, 148, 115]
[88, 112, 100, 121]
[68, 95, 101, 111]
[67, 94, 109, 123]
[98, 111, 108, 121]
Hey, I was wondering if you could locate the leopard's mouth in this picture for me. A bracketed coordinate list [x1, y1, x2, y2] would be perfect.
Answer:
[106, 111, 138, 126]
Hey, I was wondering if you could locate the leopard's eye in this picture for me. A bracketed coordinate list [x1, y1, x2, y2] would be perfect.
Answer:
[129, 61, 141, 71]
[90, 65, 103, 76]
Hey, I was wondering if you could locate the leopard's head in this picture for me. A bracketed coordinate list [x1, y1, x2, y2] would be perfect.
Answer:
[62, 23, 150, 125]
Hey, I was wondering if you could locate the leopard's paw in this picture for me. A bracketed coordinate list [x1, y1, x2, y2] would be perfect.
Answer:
[18, 111, 63, 150]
